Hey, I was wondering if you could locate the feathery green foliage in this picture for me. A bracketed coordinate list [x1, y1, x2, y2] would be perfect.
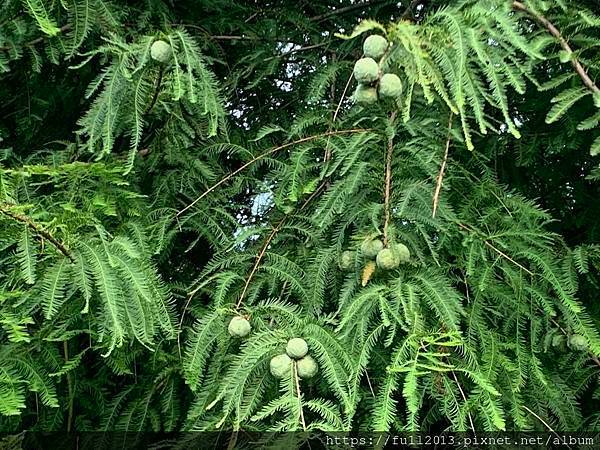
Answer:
[0, 0, 599, 439]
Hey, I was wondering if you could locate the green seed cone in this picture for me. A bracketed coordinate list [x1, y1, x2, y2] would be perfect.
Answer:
[286, 338, 308, 359]
[353, 57, 380, 84]
[228, 316, 251, 337]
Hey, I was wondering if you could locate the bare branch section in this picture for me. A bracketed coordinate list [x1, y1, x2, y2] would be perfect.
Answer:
[176, 129, 370, 217]
[432, 113, 453, 218]
[0, 205, 74, 262]
[382, 111, 397, 246]
[512, 1, 600, 94]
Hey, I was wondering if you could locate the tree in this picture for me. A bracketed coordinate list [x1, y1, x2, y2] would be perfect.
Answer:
[1, 0, 600, 441]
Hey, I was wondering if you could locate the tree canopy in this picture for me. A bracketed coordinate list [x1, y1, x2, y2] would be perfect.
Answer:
[1, 0, 600, 442]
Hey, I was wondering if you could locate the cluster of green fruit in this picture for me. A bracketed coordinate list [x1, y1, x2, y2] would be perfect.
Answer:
[552, 333, 588, 352]
[150, 39, 173, 64]
[227, 317, 319, 380]
[340, 237, 410, 271]
[353, 35, 402, 105]
[270, 338, 318, 380]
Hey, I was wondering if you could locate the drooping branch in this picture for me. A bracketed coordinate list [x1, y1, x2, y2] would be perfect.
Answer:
[512, 1, 600, 94]
[176, 129, 370, 217]
[0, 205, 75, 262]
[236, 220, 285, 309]
[0, 24, 72, 52]
[457, 222, 533, 276]
[432, 113, 453, 218]
[382, 111, 397, 246]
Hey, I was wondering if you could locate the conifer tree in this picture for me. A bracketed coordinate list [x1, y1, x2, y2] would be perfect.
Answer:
[1, 0, 600, 440]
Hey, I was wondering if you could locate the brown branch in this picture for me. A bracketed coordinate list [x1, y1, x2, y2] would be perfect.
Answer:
[63, 341, 74, 432]
[309, 0, 397, 22]
[265, 42, 329, 62]
[0, 24, 72, 52]
[401, 0, 424, 21]
[324, 70, 354, 162]
[450, 370, 475, 432]
[293, 362, 307, 431]
[0, 206, 74, 262]
[512, 1, 600, 94]
[383, 111, 397, 246]
[144, 67, 164, 115]
[522, 405, 571, 449]
[176, 129, 369, 217]
[457, 222, 533, 276]
[432, 114, 453, 218]
[236, 221, 284, 309]
[234, 179, 327, 310]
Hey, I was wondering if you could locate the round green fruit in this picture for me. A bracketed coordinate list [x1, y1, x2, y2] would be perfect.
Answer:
[296, 355, 318, 379]
[363, 34, 388, 60]
[286, 338, 309, 359]
[558, 50, 571, 64]
[339, 250, 355, 270]
[376, 247, 400, 270]
[353, 57, 380, 84]
[569, 334, 587, 351]
[551, 334, 565, 348]
[150, 40, 173, 63]
[394, 243, 411, 263]
[270, 354, 293, 379]
[378, 73, 403, 99]
[361, 238, 384, 259]
[228, 316, 251, 337]
[354, 84, 378, 104]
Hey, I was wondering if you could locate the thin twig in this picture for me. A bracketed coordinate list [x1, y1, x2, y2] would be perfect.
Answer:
[383, 111, 397, 246]
[145, 67, 164, 115]
[0, 25, 72, 52]
[176, 129, 368, 217]
[432, 114, 453, 218]
[309, 0, 397, 22]
[401, 0, 424, 21]
[265, 42, 328, 62]
[324, 70, 354, 161]
[63, 341, 74, 432]
[293, 361, 307, 431]
[365, 371, 375, 397]
[450, 370, 475, 432]
[0, 206, 74, 262]
[522, 405, 571, 449]
[457, 223, 533, 276]
[512, 1, 600, 94]
[236, 221, 284, 309]
[226, 431, 239, 450]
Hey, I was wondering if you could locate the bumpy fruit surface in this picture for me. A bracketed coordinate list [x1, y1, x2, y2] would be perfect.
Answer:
[296, 355, 318, 379]
[394, 243, 411, 263]
[286, 338, 309, 359]
[551, 334, 564, 347]
[151, 40, 173, 63]
[353, 57, 380, 84]
[361, 238, 384, 259]
[569, 334, 587, 351]
[363, 34, 388, 60]
[376, 247, 400, 270]
[378, 73, 403, 99]
[354, 84, 378, 104]
[228, 316, 251, 337]
[270, 354, 293, 379]
[339, 250, 355, 270]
